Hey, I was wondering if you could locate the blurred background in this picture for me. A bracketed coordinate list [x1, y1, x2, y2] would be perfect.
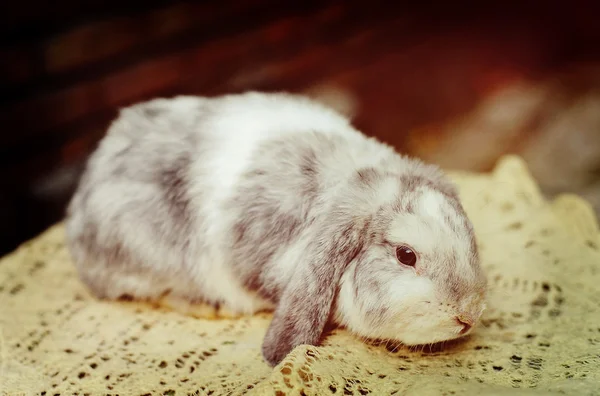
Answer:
[1, 0, 599, 256]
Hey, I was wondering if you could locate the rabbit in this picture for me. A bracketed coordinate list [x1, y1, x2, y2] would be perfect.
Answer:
[65, 91, 488, 367]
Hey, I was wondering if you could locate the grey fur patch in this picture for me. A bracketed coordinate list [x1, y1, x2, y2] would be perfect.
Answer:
[352, 251, 380, 301]
[157, 154, 192, 230]
[399, 174, 459, 203]
[356, 167, 381, 186]
[72, 214, 137, 299]
[69, 108, 200, 293]
[109, 145, 133, 177]
[261, 215, 369, 366]
[229, 134, 328, 301]
[352, 253, 398, 328]
[141, 104, 166, 118]
[300, 148, 318, 176]
[443, 213, 459, 233]
[233, 208, 302, 301]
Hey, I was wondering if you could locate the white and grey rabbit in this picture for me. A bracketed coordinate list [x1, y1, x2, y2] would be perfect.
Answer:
[65, 91, 487, 366]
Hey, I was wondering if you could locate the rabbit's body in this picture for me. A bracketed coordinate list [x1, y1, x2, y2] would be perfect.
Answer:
[66, 92, 487, 366]
[68, 93, 375, 312]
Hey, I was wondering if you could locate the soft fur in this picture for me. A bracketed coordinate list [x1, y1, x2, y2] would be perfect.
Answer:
[65, 91, 487, 367]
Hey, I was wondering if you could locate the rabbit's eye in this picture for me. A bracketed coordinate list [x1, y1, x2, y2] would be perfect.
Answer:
[396, 246, 417, 266]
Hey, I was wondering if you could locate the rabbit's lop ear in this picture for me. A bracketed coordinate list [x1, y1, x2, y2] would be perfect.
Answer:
[261, 219, 367, 366]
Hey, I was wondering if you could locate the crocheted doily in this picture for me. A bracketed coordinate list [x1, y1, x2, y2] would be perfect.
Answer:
[1, 155, 599, 395]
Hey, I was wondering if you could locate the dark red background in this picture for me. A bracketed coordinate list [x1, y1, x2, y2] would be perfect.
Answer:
[1, 0, 599, 255]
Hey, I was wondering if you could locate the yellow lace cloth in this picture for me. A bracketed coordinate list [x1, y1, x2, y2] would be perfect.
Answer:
[1, 156, 599, 396]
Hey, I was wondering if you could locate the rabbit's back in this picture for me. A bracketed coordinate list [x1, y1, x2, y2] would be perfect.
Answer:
[65, 92, 363, 310]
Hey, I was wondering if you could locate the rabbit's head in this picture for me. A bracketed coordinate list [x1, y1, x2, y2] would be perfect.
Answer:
[262, 166, 487, 366]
